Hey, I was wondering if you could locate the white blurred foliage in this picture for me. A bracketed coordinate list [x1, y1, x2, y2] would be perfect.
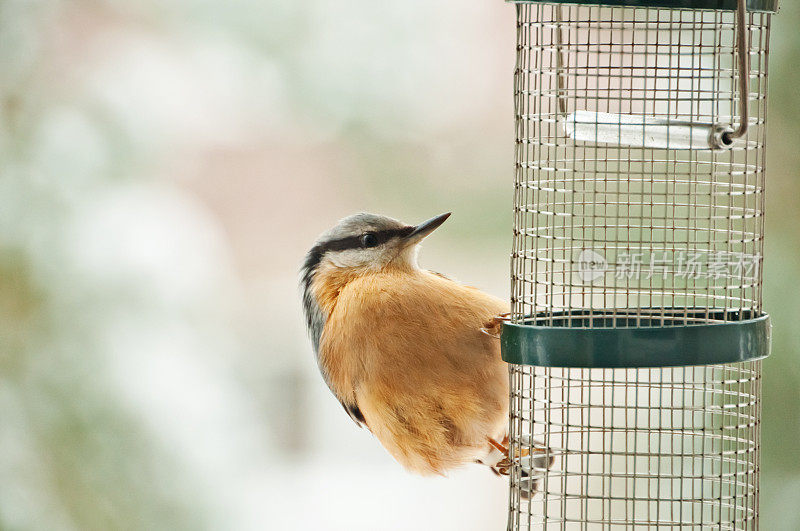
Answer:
[295, 0, 504, 140]
[0, 387, 75, 531]
[85, 30, 288, 150]
[67, 185, 229, 304]
[0, 0, 518, 529]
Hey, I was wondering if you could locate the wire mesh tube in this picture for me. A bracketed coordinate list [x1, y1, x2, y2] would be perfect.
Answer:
[507, 2, 773, 528]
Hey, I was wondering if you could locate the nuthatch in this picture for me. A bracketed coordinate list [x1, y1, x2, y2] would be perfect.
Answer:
[300, 212, 551, 493]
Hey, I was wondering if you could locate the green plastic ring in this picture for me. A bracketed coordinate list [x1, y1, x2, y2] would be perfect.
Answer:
[507, 0, 779, 13]
[501, 309, 770, 368]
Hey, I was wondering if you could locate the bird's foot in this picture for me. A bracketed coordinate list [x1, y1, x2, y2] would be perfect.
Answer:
[494, 440, 552, 476]
[480, 313, 510, 339]
[495, 447, 553, 476]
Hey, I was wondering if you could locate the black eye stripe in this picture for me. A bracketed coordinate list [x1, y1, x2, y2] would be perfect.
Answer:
[321, 226, 413, 253]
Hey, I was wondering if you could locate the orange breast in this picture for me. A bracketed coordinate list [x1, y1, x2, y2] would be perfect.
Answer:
[315, 267, 510, 474]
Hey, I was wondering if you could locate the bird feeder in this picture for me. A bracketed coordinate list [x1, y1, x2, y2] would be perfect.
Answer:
[501, 0, 777, 528]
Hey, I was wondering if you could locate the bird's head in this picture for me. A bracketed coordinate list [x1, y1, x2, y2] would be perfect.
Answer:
[300, 212, 450, 351]
[306, 212, 450, 274]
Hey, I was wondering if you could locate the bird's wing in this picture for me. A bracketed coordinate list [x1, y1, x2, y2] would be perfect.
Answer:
[319, 368, 367, 429]
[340, 401, 367, 428]
[427, 269, 498, 299]
[426, 269, 451, 280]
[317, 328, 369, 430]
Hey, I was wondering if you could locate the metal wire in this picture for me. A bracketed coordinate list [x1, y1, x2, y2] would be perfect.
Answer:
[727, 0, 751, 141]
[508, 3, 771, 529]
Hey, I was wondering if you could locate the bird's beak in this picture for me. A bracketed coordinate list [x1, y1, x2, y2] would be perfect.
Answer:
[402, 212, 451, 246]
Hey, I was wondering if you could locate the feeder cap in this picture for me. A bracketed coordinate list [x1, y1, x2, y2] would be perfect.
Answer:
[507, 0, 779, 13]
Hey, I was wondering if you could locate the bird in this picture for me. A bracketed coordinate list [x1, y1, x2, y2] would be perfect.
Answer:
[300, 212, 552, 495]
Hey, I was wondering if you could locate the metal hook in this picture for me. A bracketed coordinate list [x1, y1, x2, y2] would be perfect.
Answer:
[556, 1, 751, 150]
[554, 4, 568, 117]
[726, 0, 751, 144]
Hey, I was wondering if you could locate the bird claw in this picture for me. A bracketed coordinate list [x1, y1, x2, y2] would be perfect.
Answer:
[480, 313, 510, 339]
[495, 442, 553, 478]
[495, 458, 512, 475]
[494, 444, 537, 475]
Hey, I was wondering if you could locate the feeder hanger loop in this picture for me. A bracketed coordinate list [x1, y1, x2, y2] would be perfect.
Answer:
[554, 0, 754, 150]
[725, 0, 751, 144]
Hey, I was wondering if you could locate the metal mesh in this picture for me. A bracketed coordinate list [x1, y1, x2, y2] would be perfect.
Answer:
[508, 3, 771, 528]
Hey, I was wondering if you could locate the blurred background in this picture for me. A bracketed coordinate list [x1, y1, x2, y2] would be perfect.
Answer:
[0, 1, 798, 530]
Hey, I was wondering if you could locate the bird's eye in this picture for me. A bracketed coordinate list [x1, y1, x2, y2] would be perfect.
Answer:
[360, 233, 378, 248]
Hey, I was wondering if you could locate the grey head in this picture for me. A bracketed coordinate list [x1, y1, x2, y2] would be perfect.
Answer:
[300, 212, 450, 354]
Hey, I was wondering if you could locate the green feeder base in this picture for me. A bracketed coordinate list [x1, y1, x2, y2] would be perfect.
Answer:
[501, 308, 770, 368]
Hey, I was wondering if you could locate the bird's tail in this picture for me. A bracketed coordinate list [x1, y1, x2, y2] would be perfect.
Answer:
[480, 436, 554, 498]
